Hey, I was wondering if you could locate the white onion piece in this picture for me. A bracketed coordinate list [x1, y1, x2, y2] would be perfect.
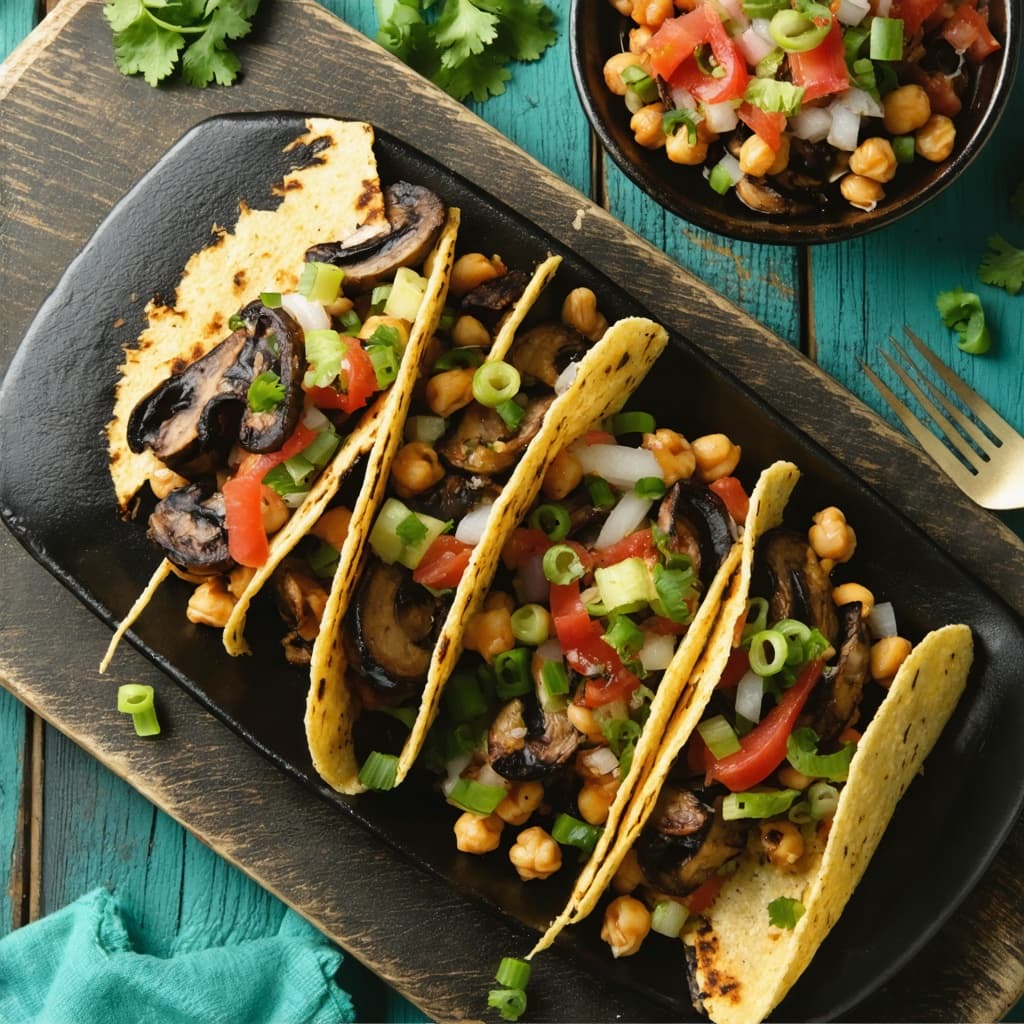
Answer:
[876, 0, 892, 15]
[737, 27, 776, 66]
[790, 107, 833, 142]
[536, 638, 564, 664]
[640, 632, 676, 673]
[752, 17, 774, 41]
[455, 503, 494, 545]
[716, 153, 744, 185]
[833, 86, 883, 118]
[302, 405, 330, 431]
[474, 761, 510, 790]
[441, 751, 474, 797]
[735, 669, 765, 724]
[594, 491, 654, 550]
[554, 360, 579, 396]
[836, 0, 870, 24]
[827, 105, 861, 151]
[581, 745, 621, 777]
[280, 292, 331, 334]
[573, 444, 663, 489]
[517, 553, 549, 604]
[867, 600, 898, 639]
[703, 99, 741, 134]
[670, 85, 698, 111]
[282, 490, 310, 509]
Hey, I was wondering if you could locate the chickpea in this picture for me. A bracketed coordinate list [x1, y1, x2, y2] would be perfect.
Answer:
[630, 103, 667, 149]
[311, 506, 352, 550]
[449, 253, 506, 298]
[609, 0, 633, 16]
[691, 433, 741, 483]
[870, 635, 912, 684]
[451, 314, 491, 348]
[453, 812, 503, 854]
[915, 114, 956, 163]
[463, 607, 515, 663]
[542, 448, 584, 501]
[738, 134, 777, 178]
[777, 765, 814, 791]
[578, 779, 618, 825]
[227, 565, 257, 599]
[601, 896, 651, 958]
[562, 287, 609, 342]
[485, 590, 516, 614]
[359, 314, 410, 347]
[260, 486, 289, 536]
[767, 134, 791, 176]
[665, 122, 709, 166]
[566, 703, 606, 745]
[633, 0, 673, 27]
[509, 825, 563, 880]
[496, 781, 545, 826]
[186, 578, 236, 628]
[643, 428, 696, 485]
[883, 84, 931, 135]
[832, 582, 874, 618]
[324, 294, 355, 319]
[611, 848, 645, 895]
[425, 367, 476, 417]
[849, 138, 898, 183]
[840, 173, 885, 211]
[629, 26, 653, 52]
[149, 465, 189, 500]
[808, 506, 856, 564]
[391, 442, 444, 499]
[604, 51, 644, 96]
[758, 819, 805, 871]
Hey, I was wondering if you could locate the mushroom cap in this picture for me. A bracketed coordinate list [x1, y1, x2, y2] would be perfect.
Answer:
[147, 483, 232, 575]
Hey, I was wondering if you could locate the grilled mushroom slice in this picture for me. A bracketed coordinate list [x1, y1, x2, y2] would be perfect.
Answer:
[756, 528, 839, 644]
[736, 176, 816, 217]
[304, 182, 446, 292]
[488, 696, 581, 781]
[635, 785, 747, 896]
[459, 269, 531, 328]
[508, 322, 588, 387]
[274, 559, 330, 666]
[437, 395, 554, 475]
[656, 482, 734, 592]
[147, 483, 232, 575]
[349, 558, 447, 699]
[406, 472, 502, 522]
[803, 601, 871, 742]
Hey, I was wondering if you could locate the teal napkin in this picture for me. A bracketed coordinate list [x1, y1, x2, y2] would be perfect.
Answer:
[0, 888, 354, 1024]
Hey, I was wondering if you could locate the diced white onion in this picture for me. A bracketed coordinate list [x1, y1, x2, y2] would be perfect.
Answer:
[716, 153, 744, 185]
[281, 490, 310, 509]
[581, 745, 621, 777]
[301, 405, 330, 431]
[280, 292, 331, 335]
[867, 600, 898, 639]
[554, 360, 579, 396]
[752, 17, 774, 42]
[474, 761, 510, 790]
[735, 669, 765, 724]
[640, 632, 677, 673]
[836, 0, 870, 24]
[790, 107, 833, 142]
[670, 85, 698, 111]
[516, 553, 549, 604]
[404, 415, 446, 444]
[536, 638, 564, 664]
[441, 751, 474, 797]
[454, 503, 493, 545]
[827, 105, 861, 152]
[737, 27, 776, 66]
[594, 491, 654, 550]
[573, 444, 664, 489]
[703, 99, 741, 134]
[833, 86, 883, 118]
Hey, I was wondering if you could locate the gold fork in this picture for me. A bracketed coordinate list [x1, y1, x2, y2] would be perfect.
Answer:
[860, 327, 1024, 511]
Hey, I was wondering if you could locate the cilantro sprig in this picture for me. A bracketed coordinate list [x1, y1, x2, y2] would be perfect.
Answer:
[978, 235, 1024, 296]
[104, 0, 261, 87]
[375, 0, 558, 103]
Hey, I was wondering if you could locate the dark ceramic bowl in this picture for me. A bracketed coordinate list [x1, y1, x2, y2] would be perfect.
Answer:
[570, 0, 1019, 244]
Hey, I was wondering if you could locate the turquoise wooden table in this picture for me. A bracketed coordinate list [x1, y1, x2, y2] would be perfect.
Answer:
[1, 0, 1022, 1021]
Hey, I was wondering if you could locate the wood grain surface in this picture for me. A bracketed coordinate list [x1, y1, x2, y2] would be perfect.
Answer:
[0, 1, 1022, 1022]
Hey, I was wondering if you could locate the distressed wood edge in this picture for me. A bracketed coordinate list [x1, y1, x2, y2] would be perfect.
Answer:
[0, 0, 92, 99]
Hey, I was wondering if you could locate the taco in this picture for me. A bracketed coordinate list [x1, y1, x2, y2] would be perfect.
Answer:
[559, 493, 972, 1024]
[100, 117, 458, 671]
[304, 275, 670, 795]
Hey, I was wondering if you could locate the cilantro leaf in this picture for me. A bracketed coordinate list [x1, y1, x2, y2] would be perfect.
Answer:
[978, 235, 1024, 295]
[247, 371, 286, 412]
[110, 14, 185, 86]
[435, 0, 500, 68]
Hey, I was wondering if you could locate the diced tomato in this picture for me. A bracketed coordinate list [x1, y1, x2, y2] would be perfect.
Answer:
[686, 732, 715, 773]
[583, 667, 641, 708]
[708, 658, 824, 791]
[305, 340, 377, 414]
[234, 421, 319, 484]
[501, 527, 551, 569]
[715, 647, 751, 690]
[670, 8, 750, 104]
[412, 536, 474, 590]
[790, 21, 849, 102]
[645, 615, 690, 636]
[893, 0, 945, 36]
[709, 475, 750, 525]
[684, 874, 724, 914]
[592, 528, 657, 568]
[942, 4, 1000, 60]
[581, 429, 617, 447]
[737, 104, 785, 153]
[223, 475, 270, 568]
[907, 66, 963, 116]
[646, 5, 713, 80]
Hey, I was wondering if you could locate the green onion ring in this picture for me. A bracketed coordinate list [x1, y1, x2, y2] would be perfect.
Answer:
[748, 628, 788, 676]
[472, 360, 521, 407]
[542, 544, 585, 584]
[769, 9, 830, 51]
[529, 503, 571, 541]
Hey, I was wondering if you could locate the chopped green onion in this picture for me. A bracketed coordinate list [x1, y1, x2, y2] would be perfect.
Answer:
[117, 684, 160, 737]
[447, 777, 507, 815]
[495, 957, 531, 990]
[551, 813, 603, 854]
[850, 57, 879, 97]
[259, 291, 282, 308]
[542, 544, 585, 584]
[445, 671, 490, 723]
[379, 705, 417, 729]
[769, 8, 830, 51]
[529, 503, 571, 542]
[396, 512, 429, 548]
[650, 525, 694, 572]
[869, 16, 903, 60]
[611, 410, 656, 435]
[662, 108, 700, 144]
[445, 720, 486, 762]
[698, 714, 741, 759]
[261, 465, 308, 498]
[337, 308, 362, 334]
[767, 896, 805, 930]
[635, 477, 667, 500]
[384, 267, 427, 322]
[487, 988, 527, 1022]
[892, 134, 915, 164]
[493, 647, 532, 699]
[620, 64, 659, 104]
[433, 347, 485, 372]
[298, 260, 344, 304]
[438, 305, 457, 332]
[748, 629, 788, 676]
[708, 162, 735, 196]
[510, 604, 550, 646]
[599, 715, 641, 758]
[651, 899, 688, 938]
[755, 47, 785, 78]
[742, 0, 788, 16]
[652, 563, 696, 624]
[594, 557, 655, 615]
[496, 398, 526, 431]
[936, 287, 992, 355]
[603, 614, 645, 666]
[367, 342, 399, 389]
[303, 329, 344, 389]
[742, 597, 770, 641]
[743, 78, 805, 115]
[247, 370, 285, 412]
[228, 313, 246, 331]
[540, 660, 570, 697]
[722, 788, 800, 820]
[807, 780, 841, 820]
[358, 751, 398, 790]
[843, 24, 870, 62]
[786, 727, 857, 781]
[299, 427, 340, 469]
[369, 283, 392, 314]
[788, 799, 813, 824]
[586, 476, 617, 511]
[473, 360, 521, 407]
[369, 498, 447, 568]
[366, 323, 401, 350]
[307, 540, 340, 579]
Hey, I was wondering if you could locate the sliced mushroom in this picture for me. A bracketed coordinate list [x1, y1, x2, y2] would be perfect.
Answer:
[736, 176, 815, 217]
[635, 785, 747, 896]
[488, 696, 581, 781]
[656, 482, 734, 592]
[406, 472, 502, 522]
[349, 558, 448, 699]
[803, 601, 870, 743]
[458, 269, 531, 328]
[304, 182, 446, 292]
[437, 395, 554, 476]
[508, 322, 589, 387]
[274, 559, 330, 666]
[147, 483, 232, 576]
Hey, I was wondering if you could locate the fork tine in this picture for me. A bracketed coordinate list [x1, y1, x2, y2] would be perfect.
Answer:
[902, 327, 1014, 442]
[859, 359, 977, 490]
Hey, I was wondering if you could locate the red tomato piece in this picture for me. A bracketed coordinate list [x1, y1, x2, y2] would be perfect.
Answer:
[306, 340, 377, 413]
[581, 429, 618, 447]
[501, 527, 552, 569]
[709, 475, 750, 526]
[684, 874, 724, 914]
[412, 535, 474, 590]
[592, 529, 657, 569]
[646, 5, 713, 80]
[790, 21, 849, 102]
[645, 615, 691, 636]
[583, 666, 641, 708]
[943, 5, 1000, 60]
[893, 0, 945, 36]
[715, 646, 751, 690]
[670, 8, 749, 104]
[737, 104, 786, 152]
[708, 658, 824, 791]
[235, 421, 320, 483]
[223, 474, 270, 568]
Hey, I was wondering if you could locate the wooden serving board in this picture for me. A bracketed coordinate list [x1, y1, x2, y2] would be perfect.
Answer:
[1, 2, 1022, 1020]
